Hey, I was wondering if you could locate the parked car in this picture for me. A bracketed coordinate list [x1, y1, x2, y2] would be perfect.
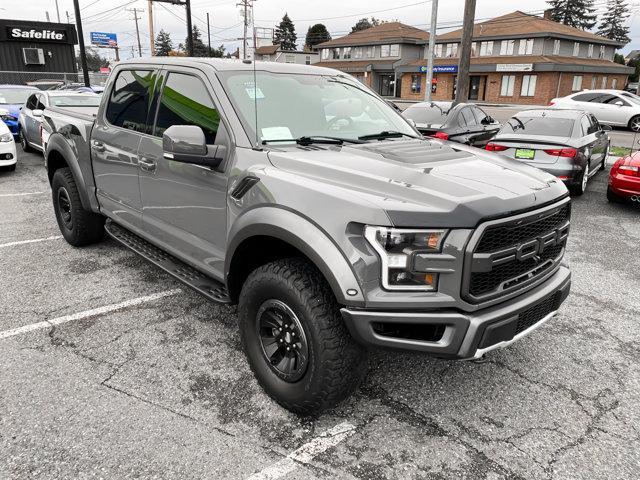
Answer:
[25, 80, 65, 91]
[0, 120, 17, 172]
[608, 153, 640, 203]
[549, 89, 640, 132]
[18, 91, 100, 153]
[624, 82, 638, 93]
[0, 85, 39, 139]
[402, 101, 501, 146]
[486, 109, 610, 195]
[42, 58, 571, 414]
[53, 83, 105, 94]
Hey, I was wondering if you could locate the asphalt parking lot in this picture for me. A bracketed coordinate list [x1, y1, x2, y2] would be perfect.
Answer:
[1, 148, 639, 480]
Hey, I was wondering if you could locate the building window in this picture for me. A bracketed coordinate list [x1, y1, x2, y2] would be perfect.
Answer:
[591, 76, 597, 89]
[573, 42, 580, 56]
[471, 42, 477, 57]
[612, 78, 618, 89]
[389, 44, 400, 57]
[588, 44, 594, 58]
[479, 41, 494, 56]
[381, 45, 390, 57]
[364, 46, 374, 58]
[285, 54, 295, 63]
[343, 47, 352, 59]
[321, 49, 329, 60]
[572, 75, 583, 91]
[599, 45, 605, 59]
[500, 40, 515, 55]
[521, 75, 537, 96]
[305, 56, 311, 65]
[332, 48, 340, 59]
[353, 47, 363, 59]
[435, 44, 443, 57]
[553, 39, 560, 55]
[601, 76, 608, 88]
[517, 38, 533, 55]
[411, 74, 421, 94]
[445, 43, 458, 57]
[500, 75, 515, 96]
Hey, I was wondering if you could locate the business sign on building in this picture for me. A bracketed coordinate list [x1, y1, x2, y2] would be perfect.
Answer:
[90, 32, 118, 48]
[496, 63, 533, 72]
[6, 26, 67, 42]
[419, 65, 458, 74]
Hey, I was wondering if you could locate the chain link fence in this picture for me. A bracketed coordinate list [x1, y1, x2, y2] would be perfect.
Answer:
[0, 71, 109, 88]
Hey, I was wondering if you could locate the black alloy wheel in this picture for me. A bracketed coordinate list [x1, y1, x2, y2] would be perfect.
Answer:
[57, 186, 73, 230]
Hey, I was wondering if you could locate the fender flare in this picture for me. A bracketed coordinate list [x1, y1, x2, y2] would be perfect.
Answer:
[45, 133, 95, 212]
[226, 207, 365, 306]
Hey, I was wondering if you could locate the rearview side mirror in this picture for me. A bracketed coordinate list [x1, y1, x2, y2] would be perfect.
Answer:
[481, 116, 493, 125]
[614, 100, 624, 106]
[601, 124, 613, 131]
[32, 109, 43, 117]
[162, 125, 225, 170]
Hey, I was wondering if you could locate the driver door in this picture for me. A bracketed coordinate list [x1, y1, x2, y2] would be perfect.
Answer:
[138, 68, 230, 279]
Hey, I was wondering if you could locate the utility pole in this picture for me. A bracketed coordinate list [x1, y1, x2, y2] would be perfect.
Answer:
[185, 0, 193, 56]
[454, 0, 476, 104]
[46, 11, 51, 21]
[207, 12, 211, 51]
[66, 11, 70, 23]
[127, 8, 144, 57]
[55, 0, 61, 22]
[72, 0, 90, 87]
[424, 0, 438, 102]
[148, 0, 155, 56]
[237, 0, 253, 59]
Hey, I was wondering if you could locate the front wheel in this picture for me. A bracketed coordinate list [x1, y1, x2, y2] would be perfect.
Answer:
[600, 144, 609, 172]
[629, 115, 640, 133]
[239, 258, 368, 415]
[52, 167, 105, 247]
[19, 129, 32, 152]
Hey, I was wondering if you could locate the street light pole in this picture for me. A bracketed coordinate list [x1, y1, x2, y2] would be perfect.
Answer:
[455, 0, 476, 104]
[424, 0, 438, 102]
[72, 0, 90, 87]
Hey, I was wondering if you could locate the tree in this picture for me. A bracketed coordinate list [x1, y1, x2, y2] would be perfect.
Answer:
[614, 53, 626, 64]
[274, 13, 297, 50]
[547, 0, 597, 30]
[77, 48, 109, 71]
[154, 30, 173, 57]
[596, 0, 631, 44]
[628, 59, 640, 82]
[351, 17, 381, 33]
[180, 25, 225, 57]
[305, 23, 331, 48]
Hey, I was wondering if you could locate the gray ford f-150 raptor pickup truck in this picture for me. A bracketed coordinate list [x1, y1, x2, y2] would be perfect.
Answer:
[42, 58, 572, 414]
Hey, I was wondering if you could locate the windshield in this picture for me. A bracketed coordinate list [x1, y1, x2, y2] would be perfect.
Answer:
[500, 116, 575, 137]
[402, 104, 449, 125]
[217, 71, 417, 144]
[0, 88, 35, 105]
[49, 95, 102, 107]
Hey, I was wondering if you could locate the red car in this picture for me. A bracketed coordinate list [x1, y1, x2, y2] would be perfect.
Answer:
[608, 153, 640, 202]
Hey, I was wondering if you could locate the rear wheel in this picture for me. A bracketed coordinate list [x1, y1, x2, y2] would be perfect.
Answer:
[607, 186, 624, 203]
[629, 115, 640, 133]
[19, 129, 32, 152]
[600, 144, 609, 172]
[570, 162, 589, 196]
[239, 258, 368, 415]
[52, 167, 105, 246]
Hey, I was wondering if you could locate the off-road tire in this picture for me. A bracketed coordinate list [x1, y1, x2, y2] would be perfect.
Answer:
[52, 167, 104, 247]
[239, 257, 368, 415]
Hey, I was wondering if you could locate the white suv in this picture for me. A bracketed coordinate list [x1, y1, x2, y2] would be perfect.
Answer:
[550, 89, 640, 132]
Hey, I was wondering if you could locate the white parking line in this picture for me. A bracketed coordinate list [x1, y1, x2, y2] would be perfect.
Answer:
[247, 422, 356, 480]
[0, 236, 63, 248]
[0, 289, 182, 340]
[0, 192, 45, 197]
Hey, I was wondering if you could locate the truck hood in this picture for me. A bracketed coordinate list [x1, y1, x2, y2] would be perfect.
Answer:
[267, 138, 568, 228]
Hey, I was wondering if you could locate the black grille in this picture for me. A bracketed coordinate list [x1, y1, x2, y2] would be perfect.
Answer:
[516, 291, 561, 335]
[476, 204, 571, 253]
[469, 243, 564, 297]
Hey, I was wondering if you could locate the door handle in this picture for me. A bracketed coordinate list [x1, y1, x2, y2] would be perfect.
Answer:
[92, 141, 105, 153]
[139, 157, 157, 172]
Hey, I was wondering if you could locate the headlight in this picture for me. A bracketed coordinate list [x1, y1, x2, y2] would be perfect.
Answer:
[0, 133, 12, 143]
[0, 115, 17, 122]
[364, 226, 447, 291]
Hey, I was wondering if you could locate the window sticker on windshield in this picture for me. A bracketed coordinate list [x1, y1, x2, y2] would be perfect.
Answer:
[261, 126, 293, 141]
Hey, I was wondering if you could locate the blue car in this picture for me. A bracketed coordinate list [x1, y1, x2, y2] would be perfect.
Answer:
[0, 85, 40, 139]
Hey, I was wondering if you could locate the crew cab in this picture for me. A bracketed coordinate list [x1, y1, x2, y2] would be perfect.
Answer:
[42, 58, 572, 414]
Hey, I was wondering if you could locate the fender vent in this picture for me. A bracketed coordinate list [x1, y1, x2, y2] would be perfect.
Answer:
[230, 176, 260, 200]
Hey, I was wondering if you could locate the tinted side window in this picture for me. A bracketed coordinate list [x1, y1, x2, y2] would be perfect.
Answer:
[572, 93, 599, 102]
[25, 94, 38, 110]
[588, 115, 600, 133]
[154, 73, 219, 144]
[105, 70, 156, 133]
[35, 95, 46, 110]
[594, 94, 617, 104]
[472, 107, 488, 124]
[461, 108, 477, 126]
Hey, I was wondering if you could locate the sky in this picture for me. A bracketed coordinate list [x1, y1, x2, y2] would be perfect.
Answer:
[1, 0, 640, 62]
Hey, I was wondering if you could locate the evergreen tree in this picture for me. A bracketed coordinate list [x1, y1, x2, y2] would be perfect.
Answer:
[180, 26, 225, 57]
[305, 24, 331, 48]
[596, 0, 631, 44]
[154, 30, 173, 57]
[547, 0, 597, 29]
[274, 13, 297, 50]
[351, 17, 381, 33]
[76, 48, 109, 71]
[614, 53, 626, 64]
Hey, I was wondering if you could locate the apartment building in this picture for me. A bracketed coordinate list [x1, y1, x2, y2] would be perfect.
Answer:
[315, 11, 632, 105]
[315, 22, 429, 96]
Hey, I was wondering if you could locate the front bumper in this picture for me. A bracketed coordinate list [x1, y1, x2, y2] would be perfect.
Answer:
[0, 140, 17, 166]
[341, 265, 571, 359]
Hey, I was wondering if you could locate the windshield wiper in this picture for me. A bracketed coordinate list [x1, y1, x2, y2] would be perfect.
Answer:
[358, 130, 420, 141]
[261, 135, 364, 146]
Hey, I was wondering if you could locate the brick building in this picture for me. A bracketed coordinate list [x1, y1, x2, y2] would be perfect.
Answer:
[317, 11, 633, 105]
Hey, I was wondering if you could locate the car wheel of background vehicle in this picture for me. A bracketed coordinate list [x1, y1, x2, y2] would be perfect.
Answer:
[607, 186, 623, 203]
[19, 129, 32, 152]
[600, 144, 609, 172]
[628, 115, 640, 132]
[238, 257, 368, 415]
[51, 167, 105, 247]
[570, 162, 589, 196]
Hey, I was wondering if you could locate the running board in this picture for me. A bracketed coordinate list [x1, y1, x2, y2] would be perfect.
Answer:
[105, 219, 231, 304]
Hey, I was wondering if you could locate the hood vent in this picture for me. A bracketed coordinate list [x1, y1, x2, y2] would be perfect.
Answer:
[355, 139, 472, 165]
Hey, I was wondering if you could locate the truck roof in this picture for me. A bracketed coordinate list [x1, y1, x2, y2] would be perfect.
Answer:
[117, 57, 343, 76]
